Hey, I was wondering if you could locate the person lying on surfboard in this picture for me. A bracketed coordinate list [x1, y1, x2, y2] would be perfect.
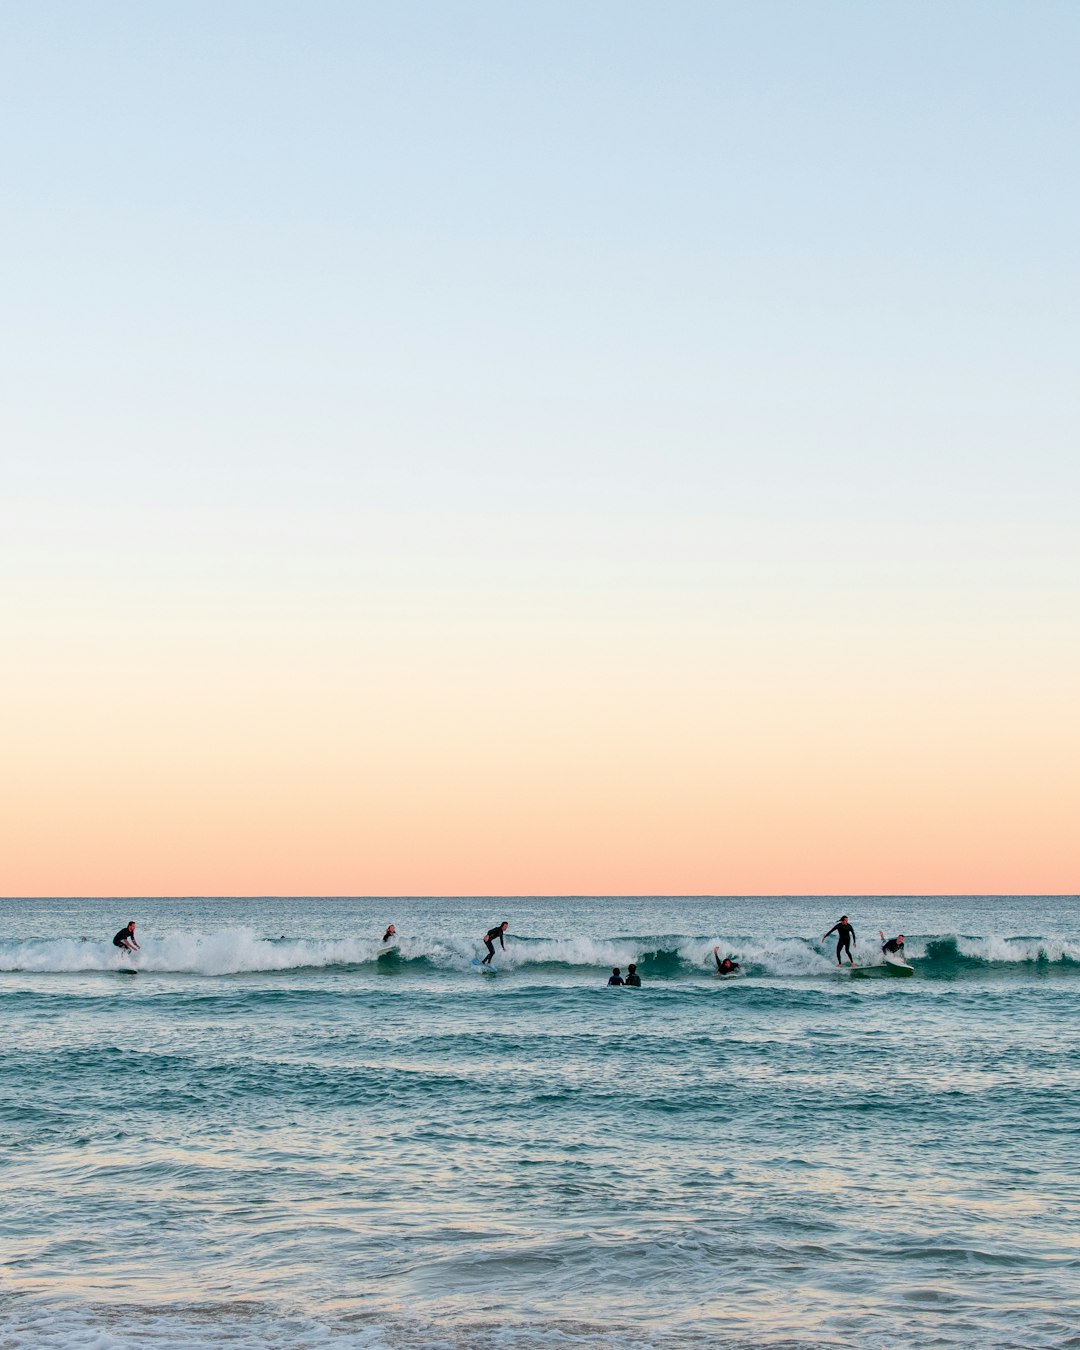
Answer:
[382, 924, 396, 943]
[481, 922, 508, 965]
[713, 947, 740, 975]
[879, 931, 905, 956]
[112, 922, 140, 954]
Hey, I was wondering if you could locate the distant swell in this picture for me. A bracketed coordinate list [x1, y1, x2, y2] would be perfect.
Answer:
[1, 928, 1078, 978]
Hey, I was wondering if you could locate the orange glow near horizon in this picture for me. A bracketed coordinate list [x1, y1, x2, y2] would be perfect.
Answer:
[4, 574, 1077, 896]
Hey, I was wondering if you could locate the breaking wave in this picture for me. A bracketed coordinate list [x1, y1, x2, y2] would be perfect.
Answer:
[1, 928, 1079, 980]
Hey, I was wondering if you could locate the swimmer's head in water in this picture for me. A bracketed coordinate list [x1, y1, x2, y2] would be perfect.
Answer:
[612, 968, 620, 976]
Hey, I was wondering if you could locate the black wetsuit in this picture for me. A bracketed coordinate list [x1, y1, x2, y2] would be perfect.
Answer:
[382, 928, 395, 943]
[482, 926, 505, 963]
[881, 937, 904, 955]
[112, 928, 134, 950]
[825, 921, 856, 964]
[608, 974, 624, 986]
[624, 972, 641, 987]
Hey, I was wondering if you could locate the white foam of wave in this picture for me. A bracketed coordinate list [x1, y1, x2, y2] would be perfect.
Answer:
[938, 933, 1080, 964]
[0, 929, 425, 976]
[0, 929, 651, 977]
[3, 928, 1077, 977]
[497, 936, 647, 969]
[687, 936, 839, 977]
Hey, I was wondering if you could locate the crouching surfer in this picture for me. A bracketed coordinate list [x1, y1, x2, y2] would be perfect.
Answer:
[382, 924, 397, 944]
[713, 947, 740, 975]
[481, 921, 508, 965]
[112, 921, 140, 955]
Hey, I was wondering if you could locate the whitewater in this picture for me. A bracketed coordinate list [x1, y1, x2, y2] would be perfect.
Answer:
[3, 894, 1079, 1348]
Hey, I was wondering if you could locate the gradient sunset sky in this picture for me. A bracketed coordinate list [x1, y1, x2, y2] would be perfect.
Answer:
[3, 2, 1077, 896]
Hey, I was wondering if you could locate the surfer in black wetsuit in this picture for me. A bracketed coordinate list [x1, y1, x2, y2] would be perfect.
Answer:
[823, 916, 856, 966]
[624, 963, 641, 987]
[112, 922, 140, 953]
[608, 968, 624, 986]
[481, 922, 508, 965]
[713, 947, 740, 975]
[879, 931, 905, 956]
[382, 924, 396, 943]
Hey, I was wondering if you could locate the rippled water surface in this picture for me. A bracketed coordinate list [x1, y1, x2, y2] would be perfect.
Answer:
[2, 895, 1079, 1348]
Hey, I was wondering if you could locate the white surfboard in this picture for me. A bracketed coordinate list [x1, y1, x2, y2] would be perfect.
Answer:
[883, 953, 914, 975]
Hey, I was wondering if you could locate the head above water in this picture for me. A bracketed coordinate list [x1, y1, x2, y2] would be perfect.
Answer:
[612, 968, 621, 976]
[627, 964, 637, 974]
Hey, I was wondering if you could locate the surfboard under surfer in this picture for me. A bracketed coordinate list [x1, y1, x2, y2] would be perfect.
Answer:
[823, 916, 856, 966]
[481, 922, 508, 965]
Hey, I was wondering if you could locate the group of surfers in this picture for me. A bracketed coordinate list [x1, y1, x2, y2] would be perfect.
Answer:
[110, 914, 907, 975]
[823, 916, 907, 967]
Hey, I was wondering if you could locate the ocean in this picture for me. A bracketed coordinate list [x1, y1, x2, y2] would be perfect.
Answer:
[2, 895, 1078, 1349]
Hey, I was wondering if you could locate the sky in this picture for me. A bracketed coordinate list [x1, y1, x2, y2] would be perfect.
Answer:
[1, 1, 1077, 896]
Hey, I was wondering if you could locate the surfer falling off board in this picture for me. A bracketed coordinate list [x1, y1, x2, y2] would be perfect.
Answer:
[879, 930, 905, 957]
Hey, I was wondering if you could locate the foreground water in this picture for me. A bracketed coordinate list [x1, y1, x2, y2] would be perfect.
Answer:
[2, 895, 1078, 1348]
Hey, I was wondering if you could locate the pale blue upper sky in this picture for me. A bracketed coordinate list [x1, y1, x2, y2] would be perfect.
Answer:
[2, 1, 1077, 627]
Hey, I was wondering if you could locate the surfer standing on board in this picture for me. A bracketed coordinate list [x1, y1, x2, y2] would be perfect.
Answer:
[823, 916, 856, 966]
[879, 931, 905, 956]
[481, 922, 508, 965]
[112, 922, 140, 954]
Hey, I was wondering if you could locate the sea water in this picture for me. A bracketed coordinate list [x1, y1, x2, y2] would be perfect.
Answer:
[2, 895, 1078, 1349]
